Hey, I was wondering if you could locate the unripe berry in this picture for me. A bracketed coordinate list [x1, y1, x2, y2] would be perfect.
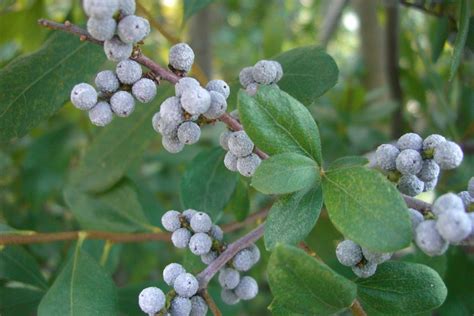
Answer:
[408, 208, 424, 234]
[203, 91, 227, 119]
[201, 251, 218, 265]
[375, 144, 400, 171]
[162, 135, 185, 154]
[234, 276, 258, 300]
[116, 59, 142, 84]
[170, 296, 192, 316]
[417, 159, 440, 182]
[181, 87, 211, 115]
[161, 210, 182, 232]
[71, 83, 98, 110]
[436, 210, 471, 244]
[239, 66, 255, 88]
[104, 36, 133, 62]
[432, 193, 465, 216]
[237, 154, 261, 177]
[169, 43, 195, 72]
[434, 141, 463, 170]
[218, 268, 240, 290]
[119, 0, 136, 15]
[171, 228, 191, 248]
[189, 232, 212, 255]
[252, 60, 278, 84]
[177, 121, 201, 145]
[271, 60, 283, 82]
[469, 177, 474, 198]
[190, 295, 208, 316]
[209, 224, 224, 241]
[352, 262, 377, 278]
[361, 248, 392, 264]
[457, 191, 471, 209]
[396, 149, 423, 175]
[233, 249, 255, 271]
[335, 240, 363, 267]
[182, 209, 197, 222]
[163, 262, 186, 287]
[174, 273, 199, 298]
[117, 15, 150, 44]
[190, 212, 212, 233]
[138, 287, 165, 315]
[397, 175, 424, 197]
[228, 131, 254, 158]
[87, 17, 116, 41]
[219, 130, 232, 151]
[132, 78, 157, 103]
[110, 91, 135, 117]
[95, 70, 120, 93]
[88, 101, 113, 126]
[221, 289, 240, 305]
[415, 220, 448, 256]
[84, 0, 118, 18]
[175, 77, 200, 97]
[423, 134, 446, 152]
[397, 133, 423, 151]
[206, 79, 230, 99]
[224, 151, 238, 172]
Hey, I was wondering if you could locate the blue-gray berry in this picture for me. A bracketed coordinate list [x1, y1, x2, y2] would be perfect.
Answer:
[436, 210, 471, 244]
[248, 244, 261, 264]
[175, 77, 200, 97]
[234, 276, 258, 300]
[203, 91, 227, 119]
[408, 208, 424, 234]
[110, 91, 135, 117]
[396, 149, 423, 175]
[432, 193, 465, 216]
[237, 154, 261, 177]
[87, 17, 116, 41]
[423, 178, 438, 192]
[209, 224, 224, 241]
[201, 251, 218, 265]
[88, 101, 113, 126]
[271, 61, 283, 82]
[228, 131, 254, 158]
[159, 97, 184, 133]
[161, 210, 182, 232]
[170, 296, 192, 316]
[397, 133, 423, 151]
[335, 240, 363, 266]
[116, 59, 142, 84]
[162, 134, 185, 154]
[224, 151, 238, 172]
[104, 36, 133, 62]
[117, 15, 150, 44]
[132, 78, 157, 103]
[352, 262, 377, 278]
[138, 287, 165, 315]
[189, 232, 212, 256]
[84, 0, 118, 18]
[469, 177, 474, 198]
[423, 134, 446, 152]
[375, 144, 400, 171]
[71, 83, 98, 110]
[95, 70, 120, 93]
[221, 289, 240, 305]
[174, 273, 199, 298]
[434, 141, 463, 170]
[361, 248, 392, 264]
[398, 174, 424, 197]
[252, 60, 278, 84]
[233, 249, 255, 271]
[417, 159, 440, 182]
[458, 191, 471, 209]
[177, 121, 201, 145]
[190, 295, 208, 316]
[119, 0, 136, 15]
[219, 131, 232, 151]
[169, 43, 195, 72]
[182, 209, 197, 222]
[181, 87, 211, 115]
[171, 228, 191, 248]
[239, 66, 255, 88]
[218, 268, 240, 290]
[206, 80, 230, 99]
[190, 212, 212, 233]
[163, 263, 186, 286]
[415, 220, 448, 256]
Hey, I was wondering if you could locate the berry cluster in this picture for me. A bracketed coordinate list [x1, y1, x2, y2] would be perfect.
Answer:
[375, 133, 463, 196]
[335, 240, 392, 278]
[412, 179, 474, 256]
[152, 43, 230, 153]
[239, 60, 283, 95]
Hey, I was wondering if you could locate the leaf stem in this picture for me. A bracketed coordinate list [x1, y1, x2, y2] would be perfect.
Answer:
[350, 299, 367, 316]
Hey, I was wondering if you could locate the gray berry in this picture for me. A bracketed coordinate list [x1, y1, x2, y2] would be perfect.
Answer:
[84, 0, 118, 18]
[417, 159, 440, 182]
[87, 17, 116, 41]
[203, 91, 227, 119]
[190, 212, 212, 233]
[169, 43, 195, 72]
[219, 131, 232, 151]
[228, 131, 254, 158]
[206, 79, 230, 99]
[469, 177, 474, 197]
[95, 70, 120, 93]
[152, 111, 162, 133]
[408, 208, 424, 234]
[110, 91, 135, 117]
[352, 262, 377, 278]
[116, 59, 142, 84]
[182, 209, 197, 222]
[252, 60, 278, 84]
[458, 191, 471, 209]
[190, 295, 208, 316]
[335, 240, 363, 266]
[209, 224, 224, 241]
[436, 210, 471, 244]
[159, 97, 184, 134]
[132, 78, 157, 103]
[174, 273, 199, 298]
[233, 249, 255, 271]
[237, 154, 261, 177]
[117, 15, 150, 44]
[271, 61, 283, 82]
[432, 193, 465, 216]
[248, 244, 261, 264]
[234, 276, 258, 300]
[218, 268, 240, 290]
[163, 263, 186, 286]
[138, 287, 165, 315]
[415, 220, 448, 256]
[397, 133, 423, 151]
[170, 296, 192, 316]
[88, 101, 113, 126]
[119, 0, 136, 15]
[423, 178, 438, 192]
[104, 36, 133, 62]
[398, 175, 424, 196]
[375, 144, 400, 171]
[224, 151, 238, 172]
[175, 77, 200, 97]
[362, 248, 391, 264]
[181, 87, 211, 115]
[201, 251, 218, 265]
[221, 289, 240, 305]
[245, 82, 259, 96]
[434, 141, 463, 170]
[396, 149, 423, 175]
[171, 228, 191, 248]
[177, 121, 201, 145]
[71, 83, 98, 110]
[239, 66, 255, 88]
[162, 135, 185, 154]
[161, 210, 182, 232]
[189, 233, 212, 256]
[423, 134, 446, 152]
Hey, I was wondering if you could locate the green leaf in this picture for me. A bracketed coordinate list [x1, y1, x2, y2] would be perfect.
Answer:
[0, 246, 48, 290]
[183, 0, 214, 21]
[357, 262, 447, 315]
[322, 166, 412, 252]
[38, 246, 118, 316]
[402, 249, 447, 278]
[268, 299, 302, 316]
[180, 147, 238, 218]
[225, 178, 250, 221]
[0, 287, 44, 316]
[69, 85, 173, 193]
[0, 32, 104, 142]
[252, 153, 319, 195]
[268, 244, 357, 315]
[265, 186, 323, 250]
[429, 16, 449, 63]
[238, 85, 322, 164]
[63, 181, 154, 232]
[275, 45, 339, 105]
[449, 0, 470, 81]
[328, 156, 369, 171]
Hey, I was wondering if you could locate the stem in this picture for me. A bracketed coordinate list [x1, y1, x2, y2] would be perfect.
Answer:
[200, 289, 222, 316]
[350, 299, 367, 316]
[403, 194, 432, 214]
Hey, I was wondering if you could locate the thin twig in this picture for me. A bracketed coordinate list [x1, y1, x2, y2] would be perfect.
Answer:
[403, 194, 432, 214]
[200, 289, 222, 316]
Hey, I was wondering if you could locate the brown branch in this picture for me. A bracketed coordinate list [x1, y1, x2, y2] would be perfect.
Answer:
[350, 299, 367, 316]
[403, 194, 432, 214]
[200, 289, 222, 316]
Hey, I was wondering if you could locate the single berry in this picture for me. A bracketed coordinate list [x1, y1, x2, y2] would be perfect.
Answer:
[352, 262, 377, 278]
[375, 144, 400, 171]
[190, 295, 208, 316]
[209, 224, 224, 241]
[182, 209, 197, 222]
[181, 87, 211, 115]
[397, 174, 424, 197]
[237, 154, 261, 177]
[116, 59, 142, 84]
[177, 121, 201, 145]
[161, 210, 182, 232]
[469, 177, 474, 198]
[432, 193, 465, 216]
[189, 233, 212, 256]
[415, 220, 448, 256]
[234, 276, 258, 300]
[408, 208, 424, 234]
[458, 191, 471, 209]
[171, 228, 191, 248]
[84, 0, 118, 18]
[233, 249, 255, 271]
[224, 151, 238, 172]
[159, 97, 184, 132]
[119, 0, 136, 15]
[203, 91, 227, 119]
[175, 77, 200, 97]
[170, 296, 192, 316]
[174, 273, 199, 298]
[248, 244, 261, 264]
[132, 78, 157, 103]
[169, 43, 195, 72]
[239, 66, 255, 88]
[219, 131, 232, 151]
[190, 212, 212, 233]
[110, 91, 135, 117]
[218, 268, 240, 290]
[335, 240, 363, 266]
[252, 60, 278, 84]
[423, 178, 438, 192]
[397, 133, 423, 151]
[361, 248, 391, 264]
[228, 131, 254, 158]
[434, 141, 463, 170]
[71, 83, 98, 110]
[245, 82, 259, 96]
[423, 134, 446, 152]
[435, 210, 471, 244]
[396, 149, 423, 175]
[88, 101, 113, 126]
[95, 70, 120, 93]
[221, 289, 240, 305]
[201, 251, 218, 265]
[104, 36, 133, 62]
[87, 17, 116, 41]
[163, 263, 186, 287]
[162, 135, 185, 154]
[117, 15, 150, 44]
[138, 287, 165, 315]
[206, 79, 230, 99]
[152, 111, 162, 133]
[271, 60, 283, 82]
[417, 159, 440, 182]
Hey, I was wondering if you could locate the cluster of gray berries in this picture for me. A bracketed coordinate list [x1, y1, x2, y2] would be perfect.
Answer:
[152, 43, 230, 153]
[411, 178, 474, 256]
[84, 0, 150, 62]
[375, 133, 464, 196]
[70, 59, 157, 126]
[335, 240, 392, 278]
[239, 59, 283, 95]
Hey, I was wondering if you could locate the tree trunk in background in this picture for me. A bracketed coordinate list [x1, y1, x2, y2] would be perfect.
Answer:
[189, 8, 213, 78]
[319, 0, 348, 48]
